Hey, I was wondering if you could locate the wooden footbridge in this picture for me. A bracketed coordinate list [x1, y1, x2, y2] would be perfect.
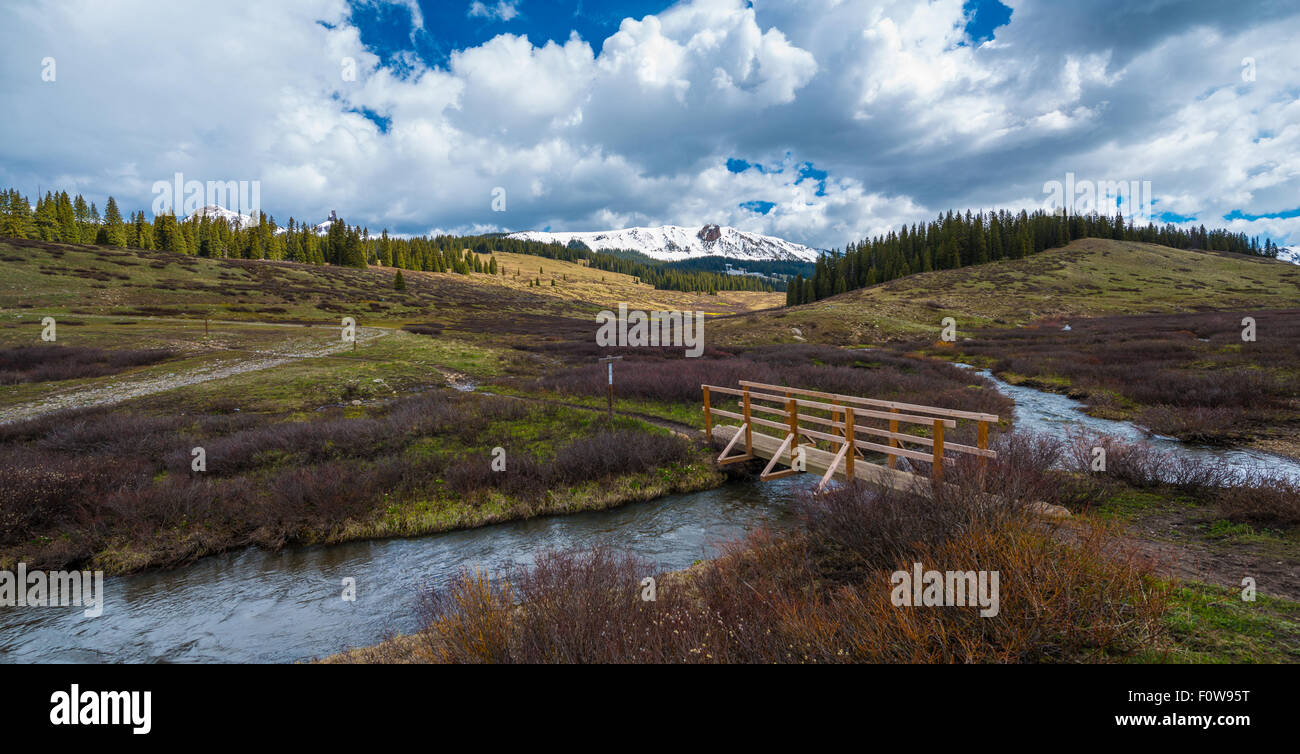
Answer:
[701, 381, 999, 493]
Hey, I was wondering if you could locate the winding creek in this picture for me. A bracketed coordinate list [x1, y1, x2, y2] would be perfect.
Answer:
[2, 368, 1297, 663]
[962, 365, 1300, 484]
[0, 476, 812, 663]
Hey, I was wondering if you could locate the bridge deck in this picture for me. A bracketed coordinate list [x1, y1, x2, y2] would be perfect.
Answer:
[710, 424, 929, 494]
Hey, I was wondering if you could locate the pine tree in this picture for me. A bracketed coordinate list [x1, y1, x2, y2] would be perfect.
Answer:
[55, 192, 77, 242]
[34, 192, 57, 240]
[101, 196, 127, 246]
[393, 269, 406, 290]
[0, 190, 33, 238]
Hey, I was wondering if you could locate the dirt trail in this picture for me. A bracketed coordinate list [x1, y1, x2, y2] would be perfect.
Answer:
[0, 325, 390, 425]
[1136, 535, 1300, 602]
[1119, 508, 1300, 602]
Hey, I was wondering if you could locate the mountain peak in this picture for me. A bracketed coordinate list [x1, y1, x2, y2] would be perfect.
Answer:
[507, 224, 821, 263]
[697, 224, 722, 243]
[186, 205, 256, 229]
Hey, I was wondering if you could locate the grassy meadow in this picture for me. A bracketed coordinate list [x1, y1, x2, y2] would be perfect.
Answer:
[2, 234, 1298, 664]
[709, 239, 1300, 347]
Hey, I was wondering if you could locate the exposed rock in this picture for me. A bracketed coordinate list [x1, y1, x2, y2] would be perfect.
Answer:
[1029, 501, 1071, 519]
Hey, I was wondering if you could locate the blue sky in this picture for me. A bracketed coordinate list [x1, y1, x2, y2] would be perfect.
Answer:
[3, 0, 1299, 249]
[349, 1, 675, 69]
[348, 0, 1013, 66]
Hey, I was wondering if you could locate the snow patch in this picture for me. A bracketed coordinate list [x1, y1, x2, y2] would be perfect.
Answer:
[507, 224, 822, 263]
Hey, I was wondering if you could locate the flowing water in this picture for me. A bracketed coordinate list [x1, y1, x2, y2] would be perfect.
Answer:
[3, 366, 1296, 663]
[0, 475, 813, 664]
[961, 364, 1300, 483]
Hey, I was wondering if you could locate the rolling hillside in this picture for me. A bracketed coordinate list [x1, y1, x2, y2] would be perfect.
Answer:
[711, 238, 1300, 347]
[0, 238, 780, 329]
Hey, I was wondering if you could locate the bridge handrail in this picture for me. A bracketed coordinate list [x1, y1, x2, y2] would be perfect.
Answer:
[705, 385, 954, 428]
[709, 402, 993, 459]
[701, 381, 998, 484]
[737, 380, 1000, 423]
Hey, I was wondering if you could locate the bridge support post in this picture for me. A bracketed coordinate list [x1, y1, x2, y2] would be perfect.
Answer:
[844, 407, 855, 479]
[932, 419, 945, 482]
[742, 387, 753, 457]
[888, 408, 899, 469]
[702, 386, 713, 438]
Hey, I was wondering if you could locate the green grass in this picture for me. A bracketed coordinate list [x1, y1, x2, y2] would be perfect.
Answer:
[0, 313, 523, 416]
[1145, 582, 1300, 663]
[131, 330, 518, 415]
[710, 239, 1300, 347]
[482, 384, 703, 428]
[0, 238, 777, 329]
[1089, 487, 1180, 521]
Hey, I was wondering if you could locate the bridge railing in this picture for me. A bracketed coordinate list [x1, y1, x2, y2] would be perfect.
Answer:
[701, 381, 998, 486]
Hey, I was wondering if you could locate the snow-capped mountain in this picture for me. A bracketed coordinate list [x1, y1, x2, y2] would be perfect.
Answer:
[184, 205, 342, 235]
[271, 210, 339, 235]
[507, 224, 822, 263]
[272, 210, 339, 235]
[185, 205, 256, 229]
[306, 210, 340, 235]
[1278, 246, 1300, 265]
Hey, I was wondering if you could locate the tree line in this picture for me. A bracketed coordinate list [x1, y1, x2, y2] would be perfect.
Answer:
[787, 208, 1284, 306]
[0, 188, 776, 294]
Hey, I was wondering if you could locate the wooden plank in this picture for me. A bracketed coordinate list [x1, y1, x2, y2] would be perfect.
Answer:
[737, 380, 1000, 423]
[717, 403, 987, 457]
[742, 388, 753, 457]
[711, 385, 955, 428]
[844, 406, 855, 478]
[760, 433, 799, 481]
[932, 419, 945, 482]
[712, 425, 930, 495]
[818, 440, 851, 492]
[788, 423, 939, 463]
[716, 422, 753, 465]
[702, 386, 712, 437]
[707, 407, 745, 421]
[978, 419, 989, 476]
[888, 408, 899, 470]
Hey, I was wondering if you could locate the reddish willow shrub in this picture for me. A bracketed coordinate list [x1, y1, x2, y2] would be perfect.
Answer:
[0, 345, 174, 384]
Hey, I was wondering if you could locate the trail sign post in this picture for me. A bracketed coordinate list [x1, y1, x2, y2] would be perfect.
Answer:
[598, 355, 623, 418]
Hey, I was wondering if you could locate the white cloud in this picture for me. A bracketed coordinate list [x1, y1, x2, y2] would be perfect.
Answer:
[468, 1, 519, 22]
[2, 0, 1299, 249]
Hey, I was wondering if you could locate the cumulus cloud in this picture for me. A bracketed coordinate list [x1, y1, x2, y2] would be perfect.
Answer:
[1, 0, 1298, 249]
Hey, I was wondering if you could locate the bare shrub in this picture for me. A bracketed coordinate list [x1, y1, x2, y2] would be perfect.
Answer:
[410, 502, 1169, 663]
[0, 345, 173, 384]
[1214, 474, 1300, 527]
[1063, 428, 1231, 490]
